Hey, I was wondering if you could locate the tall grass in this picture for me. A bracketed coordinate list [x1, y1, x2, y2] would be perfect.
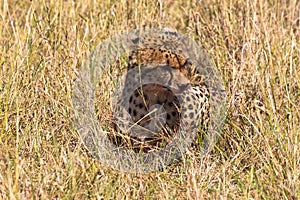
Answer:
[0, 0, 299, 199]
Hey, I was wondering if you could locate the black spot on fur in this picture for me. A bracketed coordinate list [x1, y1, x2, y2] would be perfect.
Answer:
[144, 94, 148, 101]
[200, 110, 204, 117]
[196, 92, 203, 98]
[189, 112, 194, 118]
[131, 38, 139, 44]
[139, 103, 144, 108]
[167, 114, 171, 120]
[190, 121, 195, 128]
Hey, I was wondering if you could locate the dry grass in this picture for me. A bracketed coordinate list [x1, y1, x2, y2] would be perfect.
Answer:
[0, 0, 299, 199]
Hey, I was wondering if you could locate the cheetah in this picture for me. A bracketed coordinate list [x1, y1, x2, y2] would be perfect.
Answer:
[111, 38, 210, 152]
[73, 28, 226, 172]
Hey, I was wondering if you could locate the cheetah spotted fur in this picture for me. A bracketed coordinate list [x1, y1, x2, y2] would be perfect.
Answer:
[111, 31, 211, 151]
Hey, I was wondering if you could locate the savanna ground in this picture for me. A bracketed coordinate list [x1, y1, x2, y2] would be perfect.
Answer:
[0, 0, 299, 199]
